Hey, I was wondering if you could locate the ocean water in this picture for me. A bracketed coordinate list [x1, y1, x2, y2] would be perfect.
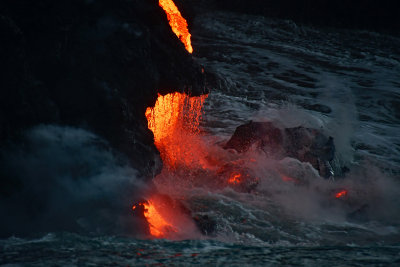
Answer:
[1, 233, 399, 266]
[2, 10, 400, 266]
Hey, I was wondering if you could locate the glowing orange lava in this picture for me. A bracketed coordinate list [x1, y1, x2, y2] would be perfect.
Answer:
[228, 172, 242, 184]
[159, 0, 193, 53]
[133, 200, 177, 238]
[335, 189, 348, 198]
[145, 92, 208, 169]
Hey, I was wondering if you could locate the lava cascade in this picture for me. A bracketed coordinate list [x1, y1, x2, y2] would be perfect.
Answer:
[145, 92, 208, 169]
[159, 0, 193, 53]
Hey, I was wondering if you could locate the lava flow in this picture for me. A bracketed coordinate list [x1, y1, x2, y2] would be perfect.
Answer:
[145, 92, 208, 169]
[141, 92, 260, 238]
[159, 0, 193, 53]
[137, 92, 208, 239]
[133, 193, 200, 239]
[133, 201, 177, 238]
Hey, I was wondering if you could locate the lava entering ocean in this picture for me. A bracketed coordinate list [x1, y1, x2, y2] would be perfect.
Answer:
[133, 200, 177, 238]
[141, 92, 262, 238]
[140, 92, 352, 239]
[132, 193, 200, 239]
[140, 92, 208, 238]
[137, 91, 356, 239]
[159, 0, 193, 53]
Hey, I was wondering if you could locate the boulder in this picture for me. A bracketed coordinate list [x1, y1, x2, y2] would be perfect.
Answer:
[225, 121, 338, 178]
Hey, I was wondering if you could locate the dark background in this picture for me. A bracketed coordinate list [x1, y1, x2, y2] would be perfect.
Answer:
[183, 0, 400, 34]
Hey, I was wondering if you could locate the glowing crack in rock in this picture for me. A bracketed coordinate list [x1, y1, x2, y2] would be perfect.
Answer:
[159, 0, 193, 53]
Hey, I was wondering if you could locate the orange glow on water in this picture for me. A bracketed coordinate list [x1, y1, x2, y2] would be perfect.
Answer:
[145, 92, 208, 169]
[335, 189, 348, 198]
[159, 0, 193, 53]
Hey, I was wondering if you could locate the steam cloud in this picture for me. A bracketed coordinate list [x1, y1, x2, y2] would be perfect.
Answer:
[0, 125, 147, 237]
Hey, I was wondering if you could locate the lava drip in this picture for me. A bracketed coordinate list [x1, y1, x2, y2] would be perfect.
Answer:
[159, 0, 193, 53]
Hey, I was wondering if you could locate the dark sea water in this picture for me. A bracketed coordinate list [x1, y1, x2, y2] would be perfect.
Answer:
[2, 11, 400, 266]
[1, 233, 400, 266]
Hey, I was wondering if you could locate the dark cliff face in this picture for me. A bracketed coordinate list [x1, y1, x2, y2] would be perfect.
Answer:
[0, 0, 206, 176]
[0, 0, 205, 236]
[190, 0, 400, 34]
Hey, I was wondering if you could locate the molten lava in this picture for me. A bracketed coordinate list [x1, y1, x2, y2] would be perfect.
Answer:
[228, 172, 242, 184]
[335, 189, 348, 198]
[159, 0, 193, 53]
[133, 200, 177, 238]
[142, 92, 209, 238]
[145, 92, 208, 169]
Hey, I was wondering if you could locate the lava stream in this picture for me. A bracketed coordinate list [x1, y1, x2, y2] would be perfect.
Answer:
[159, 0, 193, 53]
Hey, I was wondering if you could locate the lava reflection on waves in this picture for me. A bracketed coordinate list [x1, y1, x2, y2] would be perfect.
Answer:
[145, 92, 208, 169]
[159, 0, 193, 53]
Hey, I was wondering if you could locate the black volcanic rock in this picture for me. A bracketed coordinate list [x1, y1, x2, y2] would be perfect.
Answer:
[225, 121, 337, 178]
[0, 0, 206, 177]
